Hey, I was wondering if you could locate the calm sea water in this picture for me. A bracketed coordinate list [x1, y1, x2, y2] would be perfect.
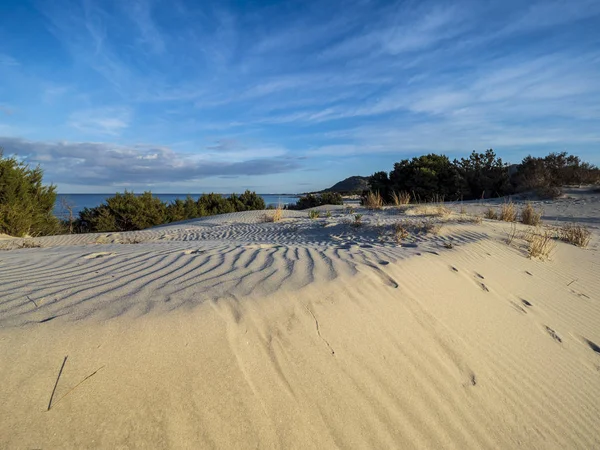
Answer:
[54, 193, 299, 216]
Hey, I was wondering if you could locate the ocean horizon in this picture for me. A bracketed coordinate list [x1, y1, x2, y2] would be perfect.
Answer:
[54, 193, 300, 216]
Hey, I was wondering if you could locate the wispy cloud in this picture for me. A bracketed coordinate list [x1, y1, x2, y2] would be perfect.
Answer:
[0, 54, 19, 66]
[68, 108, 131, 136]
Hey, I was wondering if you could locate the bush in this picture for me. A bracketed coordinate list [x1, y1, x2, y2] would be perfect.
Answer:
[456, 149, 511, 199]
[292, 192, 343, 210]
[0, 150, 60, 237]
[389, 154, 464, 201]
[76, 191, 266, 233]
[512, 152, 599, 193]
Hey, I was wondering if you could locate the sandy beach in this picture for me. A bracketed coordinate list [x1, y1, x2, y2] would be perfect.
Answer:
[1, 188, 600, 449]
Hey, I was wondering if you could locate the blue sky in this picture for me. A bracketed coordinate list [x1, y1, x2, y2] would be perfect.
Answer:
[1, 0, 599, 193]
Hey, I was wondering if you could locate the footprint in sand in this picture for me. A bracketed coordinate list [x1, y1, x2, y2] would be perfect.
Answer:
[183, 249, 205, 255]
[545, 326, 562, 343]
[244, 244, 282, 250]
[84, 252, 116, 259]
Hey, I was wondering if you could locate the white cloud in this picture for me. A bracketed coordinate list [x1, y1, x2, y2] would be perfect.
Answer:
[0, 137, 303, 188]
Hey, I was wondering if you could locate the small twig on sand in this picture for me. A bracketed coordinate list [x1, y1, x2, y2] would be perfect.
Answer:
[48, 356, 68, 411]
[567, 279, 577, 287]
[26, 295, 38, 308]
[52, 365, 105, 408]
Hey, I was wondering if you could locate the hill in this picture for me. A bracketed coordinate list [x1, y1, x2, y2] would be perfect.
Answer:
[321, 175, 369, 193]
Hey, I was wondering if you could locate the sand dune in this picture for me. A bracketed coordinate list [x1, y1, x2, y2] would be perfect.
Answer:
[1, 191, 600, 448]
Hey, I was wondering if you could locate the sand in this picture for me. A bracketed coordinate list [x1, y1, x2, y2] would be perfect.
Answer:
[1, 188, 600, 449]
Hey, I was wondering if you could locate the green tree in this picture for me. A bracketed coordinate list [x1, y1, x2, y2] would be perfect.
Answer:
[389, 154, 464, 201]
[455, 149, 511, 199]
[0, 150, 60, 236]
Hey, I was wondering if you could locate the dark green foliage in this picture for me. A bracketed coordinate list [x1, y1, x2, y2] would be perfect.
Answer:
[239, 190, 266, 210]
[0, 150, 60, 237]
[368, 171, 393, 201]
[367, 150, 597, 203]
[77, 191, 167, 232]
[197, 193, 235, 216]
[389, 154, 464, 201]
[76, 191, 266, 233]
[455, 149, 511, 199]
[291, 192, 343, 210]
[512, 152, 599, 193]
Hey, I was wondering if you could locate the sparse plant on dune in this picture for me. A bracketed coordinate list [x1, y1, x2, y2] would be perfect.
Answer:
[520, 202, 542, 226]
[505, 222, 518, 246]
[346, 205, 356, 215]
[406, 204, 451, 217]
[559, 223, 591, 248]
[393, 221, 409, 243]
[352, 214, 363, 227]
[456, 214, 482, 224]
[362, 191, 384, 210]
[525, 229, 557, 260]
[308, 210, 320, 220]
[499, 201, 517, 222]
[325, 210, 332, 218]
[264, 204, 283, 222]
[0, 238, 42, 251]
[485, 207, 498, 220]
[421, 219, 443, 235]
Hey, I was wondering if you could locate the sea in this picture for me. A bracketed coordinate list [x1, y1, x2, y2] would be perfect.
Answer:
[54, 193, 300, 217]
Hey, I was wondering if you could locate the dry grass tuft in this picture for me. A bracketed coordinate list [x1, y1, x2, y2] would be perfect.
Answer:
[308, 210, 320, 220]
[363, 191, 384, 210]
[520, 202, 542, 226]
[264, 204, 284, 222]
[485, 207, 498, 220]
[406, 204, 451, 217]
[391, 191, 411, 206]
[559, 223, 591, 248]
[499, 201, 517, 222]
[525, 229, 556, 260]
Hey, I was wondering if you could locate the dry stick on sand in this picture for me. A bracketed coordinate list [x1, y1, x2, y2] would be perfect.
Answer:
[26, 295, 38, 308]
[48, 356, 68, 411]
[52, 365, 106, 409]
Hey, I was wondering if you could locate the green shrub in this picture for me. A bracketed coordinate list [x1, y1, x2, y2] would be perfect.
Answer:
[0, 150, 60, 237]
[308, 210, 320, 219]
[292, 192, 343, 210]
[77, 191, 266, 233]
